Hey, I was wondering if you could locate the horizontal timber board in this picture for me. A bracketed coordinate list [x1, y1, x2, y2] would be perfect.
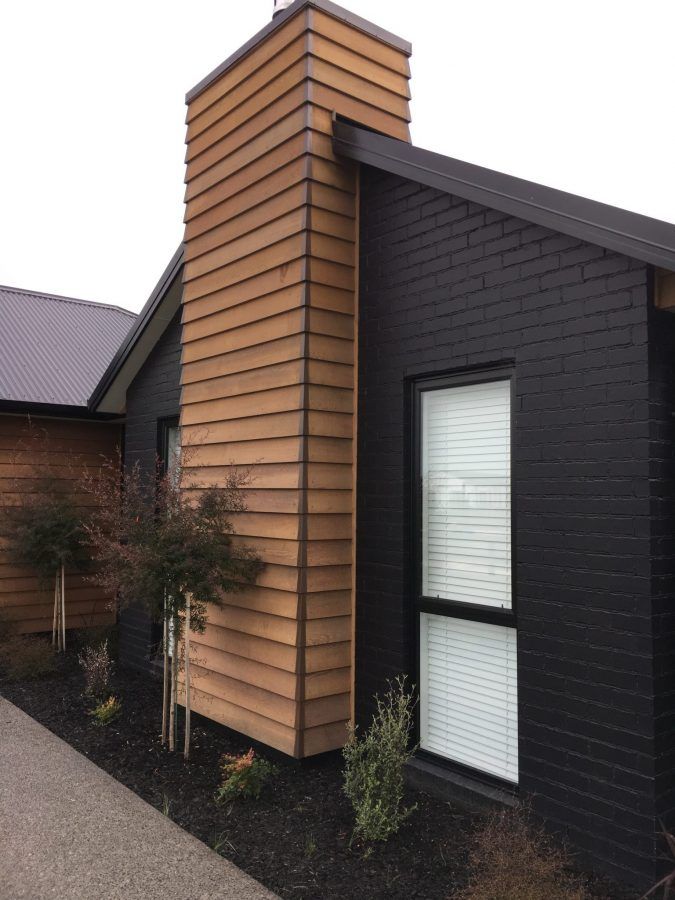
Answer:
[187, 685, 297, 756]
[304, 691, 350, 728]
[187, 35, 308, 140]
[184, 187, 307, 264]
[181, 359, 304, 405]
[304, 666, 351, 701]
[306, 31, 410, 97]
[303, 718, 349, 756]
[183, 234, 306, 299]
[182, 259, 305, 322]
[186, 10, 308, 122]
[188, 663, 297, 728]
[307, 8, 411, 78]
[195, 622, 298, 672]
[181, 334, 304, 384]
[188, 641, 297, 699]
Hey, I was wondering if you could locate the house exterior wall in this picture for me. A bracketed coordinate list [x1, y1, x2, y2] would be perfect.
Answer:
[355, 164, 666, 886]
[119, 310, 182, 671]
[0, 413, 119, 634]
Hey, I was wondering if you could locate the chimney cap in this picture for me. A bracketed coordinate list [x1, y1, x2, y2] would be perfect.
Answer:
[273, 0, 293, 16]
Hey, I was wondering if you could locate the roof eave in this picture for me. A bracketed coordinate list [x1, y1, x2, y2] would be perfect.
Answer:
[88, 245, 184, 413]
[333, 119, 675, 272]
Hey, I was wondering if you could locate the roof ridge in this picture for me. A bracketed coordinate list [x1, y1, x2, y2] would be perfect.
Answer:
[0, 283, 136, 318]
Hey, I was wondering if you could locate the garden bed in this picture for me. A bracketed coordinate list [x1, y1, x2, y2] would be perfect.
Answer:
[0, 657, 631, 900]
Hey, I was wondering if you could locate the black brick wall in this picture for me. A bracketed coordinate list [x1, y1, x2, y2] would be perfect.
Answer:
[356, 164, 672, 886]
[119, 309, 182, 673]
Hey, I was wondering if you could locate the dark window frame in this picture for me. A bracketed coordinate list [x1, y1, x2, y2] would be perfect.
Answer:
[408, 365, 518, 791]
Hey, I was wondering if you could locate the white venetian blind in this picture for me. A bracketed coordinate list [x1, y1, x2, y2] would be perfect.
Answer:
[420, 613, 518, 782]
[421, 379, 511, 609]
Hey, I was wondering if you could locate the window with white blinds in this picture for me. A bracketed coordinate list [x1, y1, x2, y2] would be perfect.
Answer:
[421, 379, 511, 609]
[420, 613, 518, 783]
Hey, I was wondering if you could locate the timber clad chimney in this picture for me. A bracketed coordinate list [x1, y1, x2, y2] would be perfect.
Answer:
[181, 0, 411, 757]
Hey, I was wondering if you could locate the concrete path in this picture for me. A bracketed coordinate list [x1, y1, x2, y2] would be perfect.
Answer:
[0, 697, 276, 899]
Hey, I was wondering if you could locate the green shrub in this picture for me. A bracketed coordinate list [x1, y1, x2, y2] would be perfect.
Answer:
[90, 695, 121, 726]
[342, 674, 417, 844]
[458, 807, 588, 900]
[215, 749, 277, 803]
[0, 635, 57, 681]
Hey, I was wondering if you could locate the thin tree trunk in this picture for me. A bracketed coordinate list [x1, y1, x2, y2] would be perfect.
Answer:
[52, 570, 59, 649]
[161, 613, 169, 746]
[183, 596, 191, 760]
[168, 616, 178, 752]
[60, 561, 66, 652]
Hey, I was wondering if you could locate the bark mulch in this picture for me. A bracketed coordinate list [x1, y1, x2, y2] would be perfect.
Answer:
[0, 654, 633, 900]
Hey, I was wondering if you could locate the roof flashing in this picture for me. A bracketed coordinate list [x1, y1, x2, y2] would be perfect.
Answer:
[333, 119, 675, 271]
[185, 0, 411, 104]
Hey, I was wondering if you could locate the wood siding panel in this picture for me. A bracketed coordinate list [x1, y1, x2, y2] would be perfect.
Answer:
[182, 5, 410, 757]
[0, 415, 120, 634]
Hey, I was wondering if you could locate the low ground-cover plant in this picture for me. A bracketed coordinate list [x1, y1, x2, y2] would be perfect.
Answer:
[90, 695, 121, 726]
[215, 748, 277, 803]
[78, 639, 113, 700]
[458, 806, 587, 900]
[343, 675, 418, 845]
[0, 634, 57, 681]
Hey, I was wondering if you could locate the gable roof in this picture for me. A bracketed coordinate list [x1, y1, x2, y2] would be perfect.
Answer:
[88, 245, 184, 414]
[0, 285, 136, 414]
[333, 119, 675, 271]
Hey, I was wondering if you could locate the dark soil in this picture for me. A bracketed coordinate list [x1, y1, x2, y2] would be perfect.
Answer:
[0, 655, 633, 900]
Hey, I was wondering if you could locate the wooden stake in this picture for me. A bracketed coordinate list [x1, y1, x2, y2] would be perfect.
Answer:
[169, 617, 177, 752]
[184, 596, 191, 760]
[60, 562, 66, 652]
[161, 613, 169, 746]
[52, 570, 58, 648]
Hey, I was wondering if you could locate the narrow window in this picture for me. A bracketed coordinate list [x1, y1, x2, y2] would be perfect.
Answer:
[415, 373, 518, 784]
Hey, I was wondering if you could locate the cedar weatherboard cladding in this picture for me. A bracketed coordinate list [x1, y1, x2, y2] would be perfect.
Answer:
[119, 310, 182, 672]
[356, 164, 667, 886]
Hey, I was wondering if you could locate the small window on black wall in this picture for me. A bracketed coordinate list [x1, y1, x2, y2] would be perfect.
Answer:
[412, 369, 518, 785]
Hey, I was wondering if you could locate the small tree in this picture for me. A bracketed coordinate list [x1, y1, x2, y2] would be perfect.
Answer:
[0, 423, 88, 651]
[82, 449, 261, 758]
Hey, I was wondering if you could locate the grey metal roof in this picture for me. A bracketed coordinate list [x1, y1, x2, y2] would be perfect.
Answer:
[0, 285, 136, 410]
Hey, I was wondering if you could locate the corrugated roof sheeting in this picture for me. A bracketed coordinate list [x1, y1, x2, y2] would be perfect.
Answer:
[0, 286, 136, 407]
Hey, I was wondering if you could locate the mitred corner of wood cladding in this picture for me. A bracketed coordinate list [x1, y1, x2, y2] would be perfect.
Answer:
[181, 2, 412, 758]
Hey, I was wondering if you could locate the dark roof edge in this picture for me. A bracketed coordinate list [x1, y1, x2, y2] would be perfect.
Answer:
[88, 245, 184, 411]
[186, 0, 411, 104]
[0, 398, 120, 421]
[333, 119, 675, 272]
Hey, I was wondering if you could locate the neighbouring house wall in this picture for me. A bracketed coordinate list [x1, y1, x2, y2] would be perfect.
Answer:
[356, 165, 660, 886]
[180, 4, 411, 757]
[120, 310, 182, 671]
[0, 414, 120, 634]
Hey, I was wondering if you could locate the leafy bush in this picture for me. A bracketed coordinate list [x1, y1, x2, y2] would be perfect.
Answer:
[342, 675, 417, 844]
[215, 749, 277, 803]
[0, 635, 57, 681]
[78, 640, 113, 700]
[458, 807, 587, 900]
[90, 695, 121, 726]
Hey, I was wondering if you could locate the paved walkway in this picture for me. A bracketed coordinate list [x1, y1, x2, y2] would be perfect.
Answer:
[0, 698, 276, 899]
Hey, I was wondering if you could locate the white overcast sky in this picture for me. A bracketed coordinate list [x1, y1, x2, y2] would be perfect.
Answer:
[1, 0, 673, 313]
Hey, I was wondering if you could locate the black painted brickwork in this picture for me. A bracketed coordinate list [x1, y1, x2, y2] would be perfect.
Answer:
[355, 164, 674, 886]
[119, 309, 182, 673]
